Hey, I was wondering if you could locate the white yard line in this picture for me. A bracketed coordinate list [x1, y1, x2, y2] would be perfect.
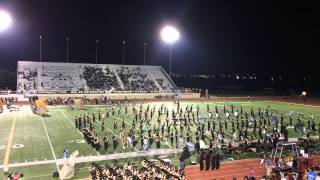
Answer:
[115, 116, 132, 126]
[59, 109, 101, 156]
[40, 116, 59, 171]
[111, 111, 177, 149]
[64, 107, 139, 152]
[59, 109, 86, 137]
[80, 108, 141, 151]
[94, 117, 140, 152]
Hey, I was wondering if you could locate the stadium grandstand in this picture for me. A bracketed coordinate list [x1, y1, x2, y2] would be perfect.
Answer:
[16, 61, 177, 94]
[0, 61, 318, 180]
[2, 1, 320, 179]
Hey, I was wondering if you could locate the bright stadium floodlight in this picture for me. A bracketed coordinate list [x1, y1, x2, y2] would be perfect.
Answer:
[161, 25, 180, 44]
[0, 9, 12, 32]
[301, 91, 307, 96]
[160, 25, 180, 76]
[301, 90, 307, 103]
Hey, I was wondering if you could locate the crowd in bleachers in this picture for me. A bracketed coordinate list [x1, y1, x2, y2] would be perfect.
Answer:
[117, 66, 159, 92]
[39, 69, 80, 91]
[17, 68, 38, 91]
[18, 63, 176, 93]
[156, 78, 171, 90]
[89, 159, 186, 180]
[0, 97, 18, 103]
[83, 66, 121, 91]
[17, 69, 38, 81]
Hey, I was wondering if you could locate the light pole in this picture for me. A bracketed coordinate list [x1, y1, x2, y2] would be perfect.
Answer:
[95, 40, 99, 64]
[169, 45, 172, 75]
[122, 40, 126, 65]
[144, 42, 147, 65]
[66, 37, 69, 63]
[39, 35, 42, 62]
[160, 25, 180, 76]
[301, 91, 307, 103]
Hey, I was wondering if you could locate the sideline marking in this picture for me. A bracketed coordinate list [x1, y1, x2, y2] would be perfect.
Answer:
[40, 116, 59, 171]
[3, 115, 16, 167]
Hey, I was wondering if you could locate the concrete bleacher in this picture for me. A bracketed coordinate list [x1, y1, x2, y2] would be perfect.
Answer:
[38, 64, 86, 91]
[17, 61, 177, 94]
[113, 65, 159, 92]
[148, 66, 177, 90]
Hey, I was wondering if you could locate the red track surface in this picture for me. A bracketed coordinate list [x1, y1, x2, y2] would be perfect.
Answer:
[185, 159, 264, 180]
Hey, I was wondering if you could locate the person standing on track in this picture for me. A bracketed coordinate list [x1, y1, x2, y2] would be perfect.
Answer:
[215, 152, 220, 169]
[211, 152, 216, 170]
[205, 151, 211, 170]
[199, 151, 205, 171]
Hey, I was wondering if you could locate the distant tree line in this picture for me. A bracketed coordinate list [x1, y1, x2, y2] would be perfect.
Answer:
[0, 68, 16, 90]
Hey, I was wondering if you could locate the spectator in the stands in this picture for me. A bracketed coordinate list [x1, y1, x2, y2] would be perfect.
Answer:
[83, 66, 121, 91]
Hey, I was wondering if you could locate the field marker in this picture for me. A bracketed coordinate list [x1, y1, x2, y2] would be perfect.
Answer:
[3, 115, 16, 169]
[59, 109, 100, 156]
[40, 116, 59, 171]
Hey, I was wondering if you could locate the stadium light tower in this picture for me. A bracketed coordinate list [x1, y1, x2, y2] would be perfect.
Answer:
[95, 39, 99, 64]
[66, 37, 70, 63]
[0, 9, 12, 32]
[122, 40, 126, 65]
[160, 25, 180, 76]
[144, 42, 147, 65]
[39, 35, 43, 62]
[301, 90, 307, 103]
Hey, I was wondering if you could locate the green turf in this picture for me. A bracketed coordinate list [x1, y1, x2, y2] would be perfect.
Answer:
[0, 114, 12, 162]
[42, 110, 98, 158]
[7, 164, 57, 180]
[0, 100, 319, 179]
[10, 115, 53, 163]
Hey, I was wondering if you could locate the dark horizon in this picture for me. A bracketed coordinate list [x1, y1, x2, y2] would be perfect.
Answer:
[0, 0, 319, 76]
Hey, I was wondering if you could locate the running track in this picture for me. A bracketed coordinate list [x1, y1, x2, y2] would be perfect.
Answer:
[185, 159, 264, 180]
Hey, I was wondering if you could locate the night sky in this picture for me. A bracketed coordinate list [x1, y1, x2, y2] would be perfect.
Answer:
[0, 0, 318, 76]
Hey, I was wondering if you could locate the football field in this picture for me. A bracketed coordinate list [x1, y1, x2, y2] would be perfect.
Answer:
[1, 100, 320, 179]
